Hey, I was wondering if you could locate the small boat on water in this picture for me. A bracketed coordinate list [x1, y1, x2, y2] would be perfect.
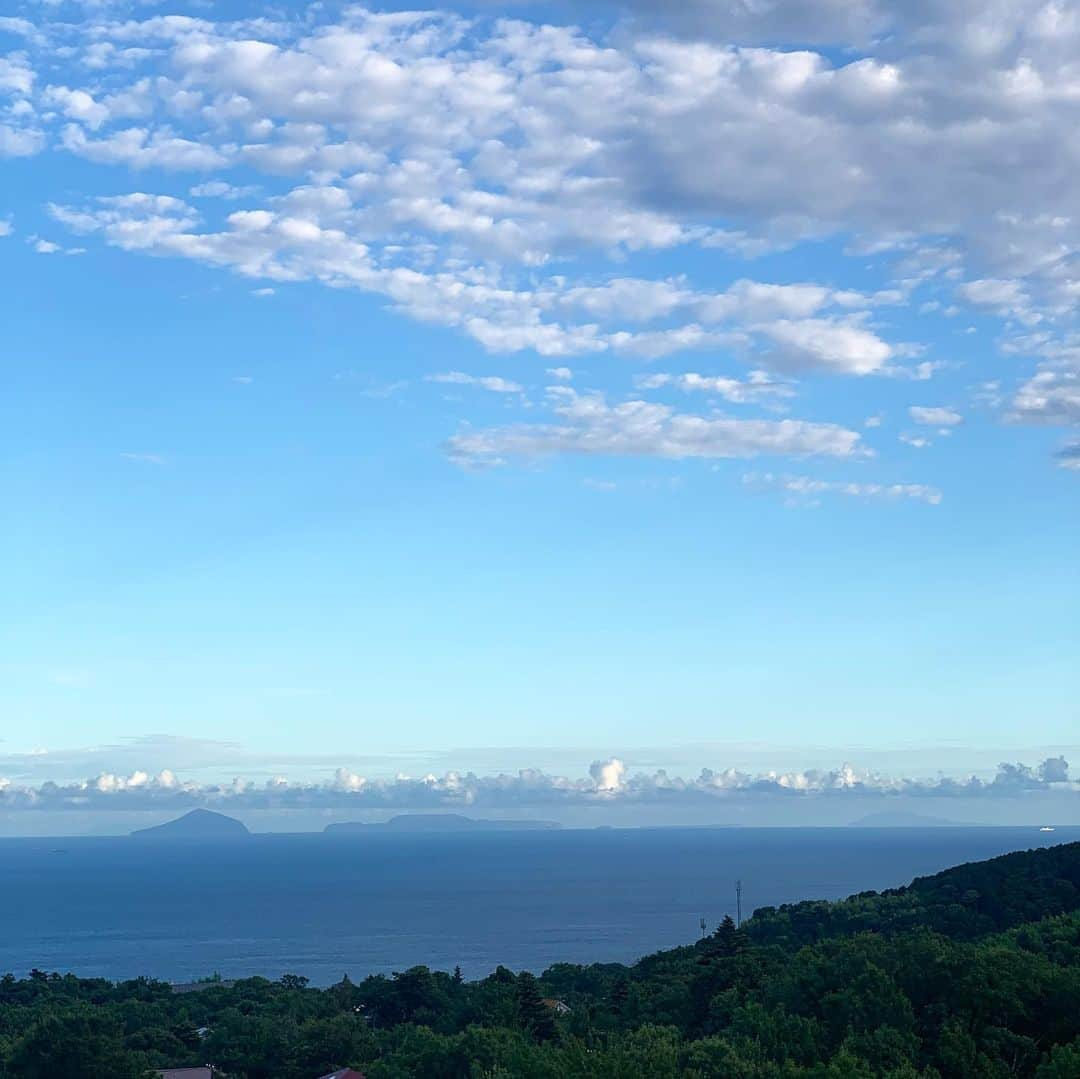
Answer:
[1040, 826, 1055, 833]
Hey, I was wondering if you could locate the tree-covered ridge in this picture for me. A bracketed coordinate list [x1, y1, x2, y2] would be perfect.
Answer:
[745, 838, 1080, 949]
[2, 843, 1080, 1078]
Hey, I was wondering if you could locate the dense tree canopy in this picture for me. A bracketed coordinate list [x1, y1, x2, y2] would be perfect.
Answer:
[3, 842, 1080, 1077]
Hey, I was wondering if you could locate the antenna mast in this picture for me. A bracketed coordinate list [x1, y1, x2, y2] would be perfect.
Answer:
[736, 880, 743, 927]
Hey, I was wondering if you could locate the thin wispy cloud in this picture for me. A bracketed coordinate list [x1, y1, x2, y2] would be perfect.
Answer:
[119, 451, 165, 465]
[427, 372, 524, 394]
[447, 388, 864, 467]
[744, 472, 943, 506]
[909, 406, 963, 428]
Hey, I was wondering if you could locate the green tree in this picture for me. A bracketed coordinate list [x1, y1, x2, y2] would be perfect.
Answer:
[1037, 1039, 1080, 1078]
[516, 973, 556, 1042]
[10, 1007, 153, 1079]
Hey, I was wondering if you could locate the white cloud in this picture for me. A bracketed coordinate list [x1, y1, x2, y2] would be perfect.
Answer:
[31, 233, 85, 255]
[13, 0, 1080, 300]
[546, 367, 573, 381]
[446, 387, 862, 466]
[0, 123, 44, 157]
[611, 0, 892, 47]
[1056, 442, 1080, 471]
[909, 405, 963, 427]
[0, 219, 11, 237]
[957, 279, 1020, 304]
[744, 471, 942, 506]
[18, 2, 1080, 472]
[759, 319, 893, 375]
[1010, 369, 1080, 426]
[635, 369, 794, 405]
[0, 755, 1072, 812]
[50, 190, 902, 372]
[900, 433, 932, 449]
[8, 11, 930, 378]
[59, 123, 230, 170]
[0, 53, 35, 96]
[427, 371, 523, 394]
[957, 278, 1033, 321]
[589, 757, 627, 792]
[190, 180, 260, 200]
[43, 85, 109, 129]
[0, 18, 40, 43]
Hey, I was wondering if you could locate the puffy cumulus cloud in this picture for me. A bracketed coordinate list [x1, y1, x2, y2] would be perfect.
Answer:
[42, 85, 109, 129]
[59, 123, 230, 170]
[909, 405, 963, 427]
[0, 53, 35, 97]
[757, 319, 893, 375]
[0, 16, 940, 353]
[0, 18, 40, 43]
[743, 471, 943, 506]
[45, 187, 907, 374]
[553, 277, 890, 327]
[0, 50, 42, 157]
[189, 180, 261, 200]
[1009, 368, 1080, 426]
[589, 757, 626, 792]
[956, 278, 1033, 321]
[445, 387, 863, 467]
[15, 1, 1080, 287]
[0, 756, 1074, 812]
[1038, 755, 1071, 783]
[608, 0, 892, 47]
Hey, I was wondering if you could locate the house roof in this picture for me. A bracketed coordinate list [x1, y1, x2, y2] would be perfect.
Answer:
[158, 1070, 215, 1079]
[317, 1070, 366, 1079]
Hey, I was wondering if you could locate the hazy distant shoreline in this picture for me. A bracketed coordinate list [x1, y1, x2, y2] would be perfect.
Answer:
[122, 808, 1069, 841]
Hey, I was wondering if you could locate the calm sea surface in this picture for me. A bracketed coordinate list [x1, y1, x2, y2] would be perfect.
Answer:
[0, 827, 1072, 985]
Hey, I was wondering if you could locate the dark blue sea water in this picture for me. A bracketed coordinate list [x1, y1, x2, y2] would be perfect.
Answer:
[0, 827, 1072, 985]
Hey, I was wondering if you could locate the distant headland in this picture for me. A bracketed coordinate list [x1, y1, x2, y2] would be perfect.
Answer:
[324, 813, 561, 834]
[130, 809, 561, 839]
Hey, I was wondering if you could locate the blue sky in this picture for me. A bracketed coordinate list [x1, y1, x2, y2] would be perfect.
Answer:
[1, 0, 1079, 824]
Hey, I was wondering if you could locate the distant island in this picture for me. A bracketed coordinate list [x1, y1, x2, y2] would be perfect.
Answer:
[131, 808, 250, 839]
[324, 813, 561, 834]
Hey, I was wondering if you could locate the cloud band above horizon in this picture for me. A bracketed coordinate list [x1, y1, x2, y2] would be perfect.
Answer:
[0, 756, 1073, 813]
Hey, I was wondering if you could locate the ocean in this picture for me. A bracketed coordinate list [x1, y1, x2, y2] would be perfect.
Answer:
[1, 826, 1071, 985]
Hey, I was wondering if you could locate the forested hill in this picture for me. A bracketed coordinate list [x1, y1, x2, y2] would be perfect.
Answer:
[3, 842, 1080, 1077]
[744, 839, 1080, 949]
